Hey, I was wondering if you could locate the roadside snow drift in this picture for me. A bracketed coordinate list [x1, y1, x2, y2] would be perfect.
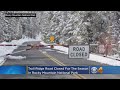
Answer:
[54, 46, 68, 54]
[0, 37, 37, 65]
[88, 54, 120, 66]
[40, 41, 68, 54]
[6, 55, 26, 60]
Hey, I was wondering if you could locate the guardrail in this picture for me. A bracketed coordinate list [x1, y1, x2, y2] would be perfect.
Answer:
[90, 44, 120, 59]
[0, 44, 69, 47]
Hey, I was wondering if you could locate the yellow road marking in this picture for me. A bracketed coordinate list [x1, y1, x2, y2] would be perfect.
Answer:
[42, 52, 87, 79]
[45, 54, 65, 66]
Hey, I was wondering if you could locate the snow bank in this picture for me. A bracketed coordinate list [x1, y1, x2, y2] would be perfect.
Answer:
[40, 41, 49, 45]
[0, 37, 36, 56]
[6, 55, 26, 60]
[107, 54, 120, 60]
[0, 57, 5, 66]
[0, 37, 37, 65]
[0, 33, 43, 65]
[40, 41, 68, 54]
[54, 46, 68, 54]
[88, 54, 120, 66]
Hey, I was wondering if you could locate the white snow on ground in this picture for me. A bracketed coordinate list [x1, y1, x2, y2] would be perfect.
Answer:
[54, 46, 68, 54]
[40, 41, 120, 66]
[0, 57, 6, 66]
[0, 37, 37, 65]
[0, 37, 36, 56]
[56, 51, 68, 54]
[108, 54, 120, 60]
[40, 41, 68, 54]
[6, 55, 26, 60]
[40, 41, 49, 45]
[88, 54, 120, 66]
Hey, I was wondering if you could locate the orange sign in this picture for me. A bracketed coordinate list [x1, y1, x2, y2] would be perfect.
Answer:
[50, 36, 55, 42]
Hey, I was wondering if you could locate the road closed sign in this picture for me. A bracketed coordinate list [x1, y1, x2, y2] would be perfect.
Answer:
[69, 45, 89, 59]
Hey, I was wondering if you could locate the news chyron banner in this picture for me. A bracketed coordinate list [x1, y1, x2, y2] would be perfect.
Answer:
[1, 65, 120, 74]
[0, 65, 26, 74]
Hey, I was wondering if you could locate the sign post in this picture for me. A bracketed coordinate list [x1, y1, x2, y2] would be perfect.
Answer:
[69, 45, 89, 59]
[49, 35, 55, 48]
